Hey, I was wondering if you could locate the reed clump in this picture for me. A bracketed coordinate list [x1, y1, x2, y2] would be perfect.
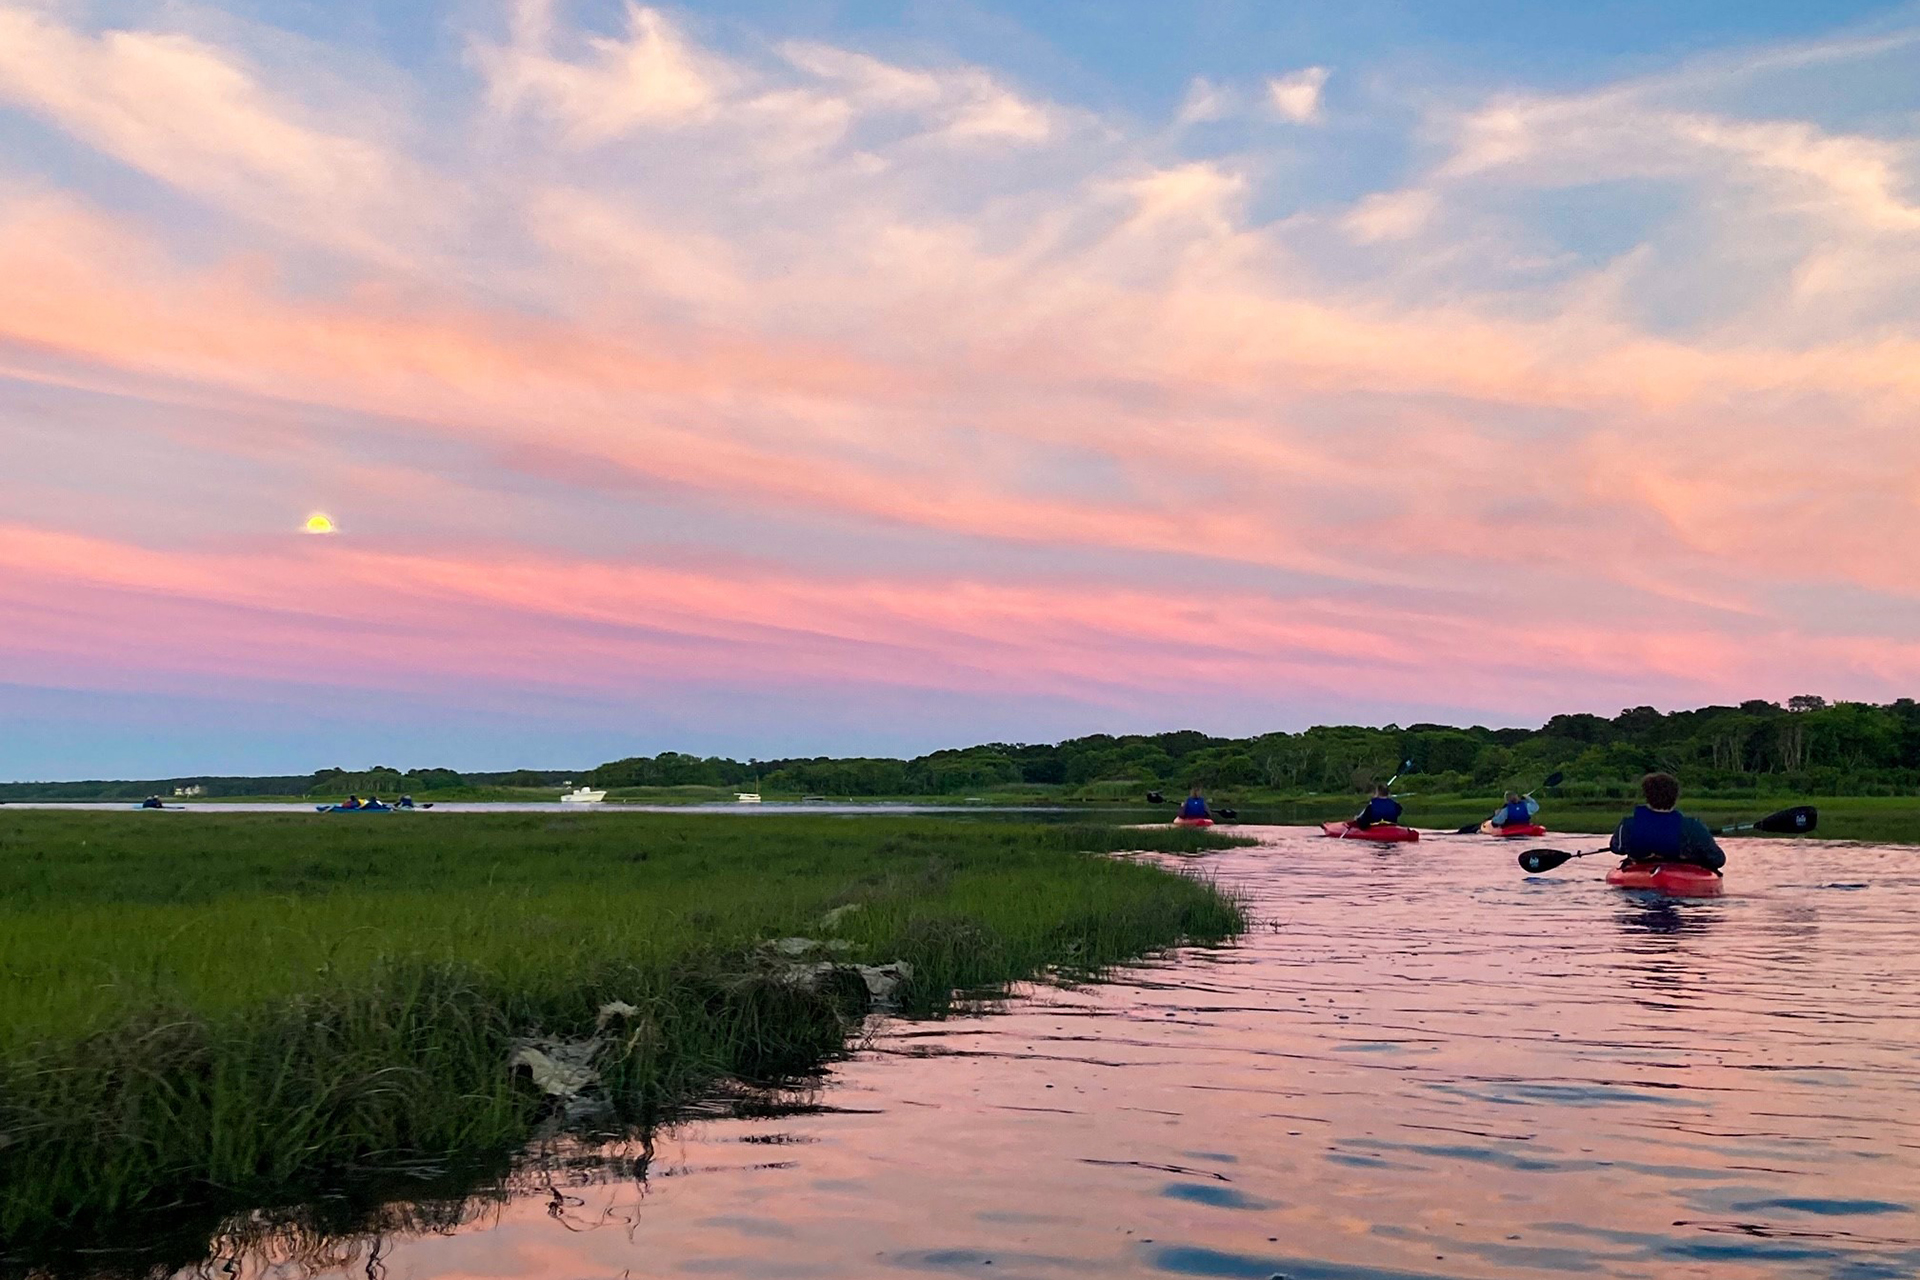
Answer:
[0, 812, 1246, 1257]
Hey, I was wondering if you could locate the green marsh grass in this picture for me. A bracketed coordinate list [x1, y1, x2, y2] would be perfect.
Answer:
[0, 812, 1247, 1257]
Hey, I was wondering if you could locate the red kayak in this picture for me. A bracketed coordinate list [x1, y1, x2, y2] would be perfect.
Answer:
[1605, 863, 1724, 897]
[1484, 822, 1548, 838]
[1173, 816, 1214, 828]
[1321, 821, 1419, 843]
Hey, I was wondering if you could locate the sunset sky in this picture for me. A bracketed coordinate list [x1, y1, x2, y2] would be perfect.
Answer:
[3, 0, 1918, 778]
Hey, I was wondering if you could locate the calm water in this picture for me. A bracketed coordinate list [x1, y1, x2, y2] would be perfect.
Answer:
[178, 827, 1919, 1280]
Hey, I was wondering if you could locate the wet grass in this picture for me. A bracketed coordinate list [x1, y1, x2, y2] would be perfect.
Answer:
[0, 812, 1246, 1261]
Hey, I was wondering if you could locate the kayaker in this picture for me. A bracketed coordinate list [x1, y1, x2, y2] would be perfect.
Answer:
[1492, 791, 1537, 830]
[1610, 773, 1725, 870]
[140, 795, 163, 809]
[1178, 786, 1212, 822]
[342, 794, 362, 810]
[1352, 784, 1403, 830]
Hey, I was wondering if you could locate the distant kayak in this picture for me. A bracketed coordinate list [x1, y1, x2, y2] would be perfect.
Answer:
[1173, 816, 1214, 828]
[1605, 863, 1724, 897]
[1482, 822, 1548, 838]
[1321, 821, 1419, 843]
[315, 803, 394, 813]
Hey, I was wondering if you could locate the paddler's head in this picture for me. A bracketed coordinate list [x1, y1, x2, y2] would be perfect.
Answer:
[1505, 791, 1521, 804]
[1640, 772, 1680, 812]
[1188, 784, 1202, 796]
[1372, 783, 1391, 797]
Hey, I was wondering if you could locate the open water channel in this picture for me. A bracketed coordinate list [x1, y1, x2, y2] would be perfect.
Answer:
[135, 827, 1920, 1279]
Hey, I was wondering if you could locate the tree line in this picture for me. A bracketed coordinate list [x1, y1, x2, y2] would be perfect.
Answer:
[9, 696, 1916, 800]
[586, 696, 1920, 798]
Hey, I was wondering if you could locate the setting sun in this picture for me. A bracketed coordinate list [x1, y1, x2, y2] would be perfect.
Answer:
[303, 514, 336, 535]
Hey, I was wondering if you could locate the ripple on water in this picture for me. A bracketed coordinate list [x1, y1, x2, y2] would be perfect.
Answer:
[162, 829, 1920, 1280]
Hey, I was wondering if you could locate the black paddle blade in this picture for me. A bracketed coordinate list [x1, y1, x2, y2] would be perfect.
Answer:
[1518, 848, 1576, 874]
[1456, 821, 1482, 835]
[1755, 805, 1818, 835]
[1542, 771, 1564, 789]
[1146, 791, 1165, 805]
[1216, 806, 1239, 820]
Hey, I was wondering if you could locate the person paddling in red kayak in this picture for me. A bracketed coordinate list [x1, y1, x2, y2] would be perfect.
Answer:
[1178, 785, 1212, 823]
[1351, 783, 1403, 830]
[1611, 773, 1725, 871]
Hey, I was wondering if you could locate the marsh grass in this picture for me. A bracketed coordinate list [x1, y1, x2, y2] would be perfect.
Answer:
[0, 813, 1246, 1259]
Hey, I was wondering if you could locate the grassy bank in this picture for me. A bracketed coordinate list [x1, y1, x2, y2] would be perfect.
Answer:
[0, 812, 1246, 1259]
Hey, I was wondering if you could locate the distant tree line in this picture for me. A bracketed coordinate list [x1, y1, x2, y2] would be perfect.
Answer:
[0, 767, 581, 801]
[586, 697, 1920, 799]
[0, 774, 313, 802]
[304, 767, 578, 794]
[9, 697, 1917, 801]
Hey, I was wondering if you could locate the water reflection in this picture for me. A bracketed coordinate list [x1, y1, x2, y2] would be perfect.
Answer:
[19, 829, 1920, 1280]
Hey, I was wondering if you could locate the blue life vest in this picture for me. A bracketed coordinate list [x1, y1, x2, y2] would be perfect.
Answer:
[1622, 806, 1684, 857]
[1499, 800, 1533, 827]
[1180, 796, 1209, 818]
[1364, 796, 1403, 824]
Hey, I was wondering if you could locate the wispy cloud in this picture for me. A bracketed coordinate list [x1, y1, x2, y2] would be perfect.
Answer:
[2, 0, 1918, 763]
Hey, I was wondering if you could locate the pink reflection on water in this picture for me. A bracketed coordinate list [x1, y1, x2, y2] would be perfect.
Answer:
[184, 829, 1920, 1280]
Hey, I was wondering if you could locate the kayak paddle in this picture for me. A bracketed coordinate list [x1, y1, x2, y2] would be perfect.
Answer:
[1712, 805, 1816, 836]
[1517, 846, 1606, 874]
[1519, 806, 1816, 874]
[1456, 771, 1564, 834]
[1146, 791, 1166, 805]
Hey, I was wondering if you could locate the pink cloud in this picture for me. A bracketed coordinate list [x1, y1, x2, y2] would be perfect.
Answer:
[5, 525, 1919, 728]
[2, 1, 1918, 748]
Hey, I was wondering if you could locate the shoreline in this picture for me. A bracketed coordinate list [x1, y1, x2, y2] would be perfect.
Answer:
[0, 813, 1249, 1267]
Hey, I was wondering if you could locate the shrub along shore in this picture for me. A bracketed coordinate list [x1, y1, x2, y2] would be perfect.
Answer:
[0, 812, 1247, 1260]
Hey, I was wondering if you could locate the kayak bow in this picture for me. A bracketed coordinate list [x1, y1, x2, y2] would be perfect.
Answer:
[1605, 863, 1724, 897]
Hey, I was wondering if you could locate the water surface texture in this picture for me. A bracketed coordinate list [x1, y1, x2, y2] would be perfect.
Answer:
[183, 828, 1920, 1280]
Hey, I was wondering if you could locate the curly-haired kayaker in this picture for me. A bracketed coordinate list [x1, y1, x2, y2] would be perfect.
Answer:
[1610, 773, 1725, 870]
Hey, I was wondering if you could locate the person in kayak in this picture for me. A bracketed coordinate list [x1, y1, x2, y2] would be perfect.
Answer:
[140, 796, 164, 809]
[1352, 784, 1403, 830]
[1492, 791, 1538, 830]
[341, 794, 362, 810]
[1179, 786, 1212, 821]
[1610, 773, 1724, 870]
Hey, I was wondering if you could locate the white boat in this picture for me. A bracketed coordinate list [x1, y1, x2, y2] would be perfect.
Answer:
[734, 792, 763, 804]
[560, 786, 607, 804]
